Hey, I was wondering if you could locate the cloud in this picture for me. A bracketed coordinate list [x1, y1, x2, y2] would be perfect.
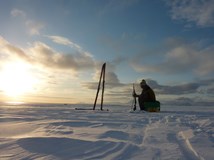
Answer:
[145, 78, 214, 95]
[161, 44, 198, 73]
[164, 96, 214, 106]
[163, 42, 214, 76]
[29, 42, 95, 70]
[195, 45, 214, 76]
[156, 82, 200, 95]
[130, 39, 214, 76]
[206, 87, 214, 94]
[0, 36, 8, 46]
[45, 35, 94, 60]
[171, 97, 194, 106]
[10, 8, 44, 35]
[0, 36, 32, 63]
[11, 8, 26, 18]
[83, 71, 125, 90]
[45, 35, 82, 50]
[0, 36, 95, 71]
[82, 61, 126, 90]
[26, 20, 44, 35]
[166, 0, 214, 27]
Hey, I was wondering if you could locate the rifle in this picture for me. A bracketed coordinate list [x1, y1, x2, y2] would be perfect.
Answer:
[132, 83, 137, 111]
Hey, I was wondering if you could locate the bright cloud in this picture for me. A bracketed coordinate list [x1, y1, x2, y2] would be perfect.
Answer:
[29, 42, 95, 70]
[0, 36, 32, 63]
[166, 0, 214, 27]
[45, 35, 81, 50]
[0, 36, 95, 71]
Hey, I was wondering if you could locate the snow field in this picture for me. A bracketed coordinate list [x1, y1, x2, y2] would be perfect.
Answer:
[0, 105, 213, 160]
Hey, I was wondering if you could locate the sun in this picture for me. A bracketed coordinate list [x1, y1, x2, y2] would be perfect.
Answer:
[0, 61, 38, 97]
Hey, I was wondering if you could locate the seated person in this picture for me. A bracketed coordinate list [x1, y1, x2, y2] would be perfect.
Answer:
[133, 79, 156, 110]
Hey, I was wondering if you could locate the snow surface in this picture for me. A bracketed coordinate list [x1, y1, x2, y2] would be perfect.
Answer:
[0, 104, 213, 160]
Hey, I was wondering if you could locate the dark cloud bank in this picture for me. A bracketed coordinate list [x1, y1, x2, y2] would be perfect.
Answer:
[84, 78, 214, 106]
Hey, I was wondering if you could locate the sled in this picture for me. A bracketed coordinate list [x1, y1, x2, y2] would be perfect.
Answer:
[144, 101, 160, 112]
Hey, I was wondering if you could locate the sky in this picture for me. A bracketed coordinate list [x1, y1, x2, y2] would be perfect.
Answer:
[0, 0, 214, 106]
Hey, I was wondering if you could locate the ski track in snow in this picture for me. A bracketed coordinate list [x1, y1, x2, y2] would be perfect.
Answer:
[0, 105, 213, 160]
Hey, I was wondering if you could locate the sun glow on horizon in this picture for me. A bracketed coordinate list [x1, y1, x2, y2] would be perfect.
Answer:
[0, 61, 38, 97]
